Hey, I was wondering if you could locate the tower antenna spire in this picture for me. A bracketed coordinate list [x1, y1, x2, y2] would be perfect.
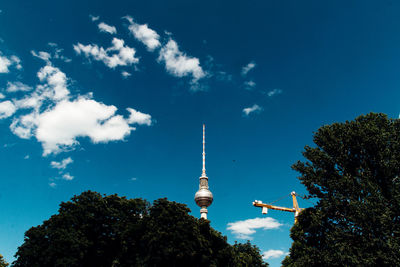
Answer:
[202, 124, 206, 177]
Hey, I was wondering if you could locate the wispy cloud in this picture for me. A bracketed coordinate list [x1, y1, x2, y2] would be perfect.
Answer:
[32, 46, 71, 63]
[0, 101, 16, 119]
[51, 157, 73, 170]
[124, 16, 161, 51]
[98, 22, 117, 35]
[37, 65, 70, 100]
[158, 39, 206, 88]
[89, 15, 99, 22]
[123, 16, 208, 90]
[31, 50, 51, 63]
[241, 61, 256, 76]
[74, 38, 139, 69]
[121, 71, 131, 78]
[48, 43, 72, 62]
[242, 104, 263, 116]
[0, 53, 21, 73]
[266, 88, 282, 97]
[49, 182, 57, 188]
[62, 173, 74, 181]
[244, 80, 256, 90]
[227, 217, 282, 239]
[262, 249, 287, 260]
[6, 81, 33, 93]
[50, 158, 74, 181]
[127, 108, 152, 126]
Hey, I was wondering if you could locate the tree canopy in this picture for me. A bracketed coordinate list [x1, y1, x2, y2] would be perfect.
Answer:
[283, 113, 400, 266]
[0, 254, 9, 267]
[13, 191, 267, 267]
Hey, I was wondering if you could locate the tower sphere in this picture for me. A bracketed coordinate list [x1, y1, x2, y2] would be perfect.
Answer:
[195, 187, 213, 207]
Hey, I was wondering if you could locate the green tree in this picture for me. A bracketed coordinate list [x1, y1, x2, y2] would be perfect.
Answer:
[13, 191, 148, 267]
[0, 254, 9, 267]
[232, 241, 267, 267]
[13, 191, 267, 267]
[283, 113, 400, 267]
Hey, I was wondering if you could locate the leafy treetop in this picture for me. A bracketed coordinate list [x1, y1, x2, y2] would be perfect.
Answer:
[283, 113, 400, 267]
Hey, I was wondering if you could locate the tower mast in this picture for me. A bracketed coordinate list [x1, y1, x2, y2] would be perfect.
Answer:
[195, 124, 213, 219]
[202, 124, 206, 177]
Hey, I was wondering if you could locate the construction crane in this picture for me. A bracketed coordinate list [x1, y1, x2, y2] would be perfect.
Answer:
[253, 191, 304, 223]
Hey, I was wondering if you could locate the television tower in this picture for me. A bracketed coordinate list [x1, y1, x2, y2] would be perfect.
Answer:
[194, 124, 213, 219]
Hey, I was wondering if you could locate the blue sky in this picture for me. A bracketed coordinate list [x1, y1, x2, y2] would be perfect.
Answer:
[1, 1, 400, 266]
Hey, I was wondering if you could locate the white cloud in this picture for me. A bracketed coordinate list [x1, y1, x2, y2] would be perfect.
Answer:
[0, 101, 16, 119]
[6, 81, 33, 93]
[227, 217, 282, 239]
[89, 15, 99, 21]
[32, 47, 71, 64]
[74, 38, 139, 69]
[62, 173, 74, 181]
[13, 94, 41, 110]
[0, 93, 5, 99]
[53, 47, 72, 63]
[267, 88, 282, 97]
[10, 56, 22, 69]
[125, 16, 161, 51]
[49, 182, 57, 188]
[12, 65, 67, 110]
[6, 59, 152, 156]
[74, 43, 107, 64]
[127, 108, 152, 126]
[262, 250, 286, 260]
[123, 16, 207, 89]
[98, 22, 117, 34]
[10, 96, 150, 155]
[244, 80, 256, 90]
[31, 50, 51, 63]
[50, 157, 73, 170]
[242, 104, 263, 116]
[37, 65, 69, 101]
[24, 155, 30, 159]
[35, 98, 133, 155]
[0, 54, 21, 73]
[241, 61, 256, 76]
[10, 112, 37, 139]
[130, 177, 137, 181]
[121, 71, 131, 78]
[0, 56, 12, 73]
[158, 39, 205, 85]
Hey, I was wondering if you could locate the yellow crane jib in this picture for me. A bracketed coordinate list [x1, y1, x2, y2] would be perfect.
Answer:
[253, 191, 304, 223]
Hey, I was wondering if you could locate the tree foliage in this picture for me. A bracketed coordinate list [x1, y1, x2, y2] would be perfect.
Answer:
[232, 241, 266, 266]
[283, 113, 400, 266]
[13, 191, 267, 267]
[0, 254, 9, 267]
